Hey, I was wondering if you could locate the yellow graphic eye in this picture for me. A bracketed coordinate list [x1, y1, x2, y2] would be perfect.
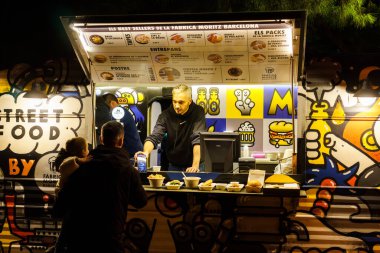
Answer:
[361, 129, 379, 151]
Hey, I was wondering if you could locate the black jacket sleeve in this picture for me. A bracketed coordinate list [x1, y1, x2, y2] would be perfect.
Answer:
[145, 113, 166, 148]
[52, 168, 81, 218]
[128, 168, 147, 208]
[191, 107, 206, 146]
[52, 190, 66, 219]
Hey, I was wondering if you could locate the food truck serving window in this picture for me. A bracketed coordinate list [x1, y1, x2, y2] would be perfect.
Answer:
[61, 11, 306, 87]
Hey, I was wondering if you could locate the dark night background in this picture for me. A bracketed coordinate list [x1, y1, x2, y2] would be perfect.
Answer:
[1, 0, 379, 76]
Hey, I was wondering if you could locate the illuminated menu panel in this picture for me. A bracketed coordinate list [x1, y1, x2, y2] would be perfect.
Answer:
[75, 22, 294, 84]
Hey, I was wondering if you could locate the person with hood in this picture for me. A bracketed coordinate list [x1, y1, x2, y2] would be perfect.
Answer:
[54, 137, 92, 195]
[135, 84, 206, 172]
[53, 121, 147, 253]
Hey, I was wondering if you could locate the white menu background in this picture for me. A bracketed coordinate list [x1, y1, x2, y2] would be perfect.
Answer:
[78, 22, 294, 84]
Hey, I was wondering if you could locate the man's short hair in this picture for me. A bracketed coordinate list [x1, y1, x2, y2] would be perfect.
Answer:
[101, 121, 124, 146]
[172, 84, 192, 99]
[102, 93, 119, 105]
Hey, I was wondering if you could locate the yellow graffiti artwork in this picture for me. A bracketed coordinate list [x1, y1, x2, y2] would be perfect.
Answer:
[207, 87, 220, 115]
[331, 100, 345, 125]
[308, 101, 331, 165]
[0, 217, 23, 249]
[196, 87, 208, 114]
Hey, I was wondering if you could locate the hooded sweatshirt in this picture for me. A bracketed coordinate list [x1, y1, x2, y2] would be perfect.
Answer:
[146, 102, 206, 168]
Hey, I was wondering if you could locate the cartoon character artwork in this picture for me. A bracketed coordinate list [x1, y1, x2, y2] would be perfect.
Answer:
[0, 70, 91, 251]
[195, 87, 221, 116]
[234, 89, 255, 116]
[323, 107, 380, 221]
[296, 64, 380, 252]
[206, 119, 226, 133]
[207, 87, 220, 115]
[238, 121, 255, 146]
[196, 87, 208, 114]
[268, 121, 293, 148]
[207, 121, 216, 132]
[115, 87, 145, 127]
[306, 101, 332, 165]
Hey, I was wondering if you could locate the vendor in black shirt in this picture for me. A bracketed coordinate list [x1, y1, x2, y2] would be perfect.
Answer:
[136, 84, 206, 172]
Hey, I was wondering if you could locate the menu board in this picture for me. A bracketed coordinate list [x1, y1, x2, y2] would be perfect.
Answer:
[76, 22, 294, 84]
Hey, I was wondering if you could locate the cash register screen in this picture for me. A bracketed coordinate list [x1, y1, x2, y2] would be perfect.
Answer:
[200, 132, 241, 173]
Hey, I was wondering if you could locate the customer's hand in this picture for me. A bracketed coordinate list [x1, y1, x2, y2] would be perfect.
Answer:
[186, 166, 199, 173]
[134, 151, 149, 160]
[77, 155, 93, 165]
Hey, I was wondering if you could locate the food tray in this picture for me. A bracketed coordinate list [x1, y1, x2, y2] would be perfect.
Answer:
[226, 183, 244, 192]
[198, 183, 216, 191]
[165, 181, 184, 190]
[215, 183, 228, 190]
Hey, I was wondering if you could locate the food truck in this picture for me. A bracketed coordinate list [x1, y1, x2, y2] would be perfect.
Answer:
[1, 10, 380, 253]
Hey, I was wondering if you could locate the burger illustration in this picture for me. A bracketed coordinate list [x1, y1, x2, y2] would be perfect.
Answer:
[268, 121, 293, 148]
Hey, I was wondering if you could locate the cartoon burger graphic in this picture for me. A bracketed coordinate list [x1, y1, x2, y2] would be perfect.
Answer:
[268, 121, 293, 148]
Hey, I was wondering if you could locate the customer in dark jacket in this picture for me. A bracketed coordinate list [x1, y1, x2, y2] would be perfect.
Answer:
[96, 93, 143, 157]
[135, 84, 206, 172]
[53, 121, 147, 253]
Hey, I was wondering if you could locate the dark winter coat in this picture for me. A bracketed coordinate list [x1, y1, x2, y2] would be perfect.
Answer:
[53, 145, 147, 253]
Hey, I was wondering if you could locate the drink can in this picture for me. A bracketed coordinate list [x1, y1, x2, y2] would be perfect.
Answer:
[137, 154, 147, 173]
